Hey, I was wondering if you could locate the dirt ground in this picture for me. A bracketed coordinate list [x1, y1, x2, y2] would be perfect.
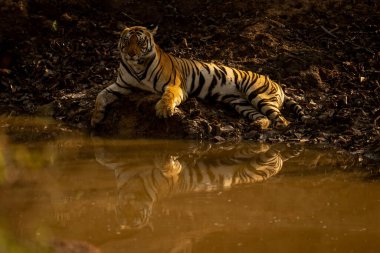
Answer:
[0, 0, 379, 162]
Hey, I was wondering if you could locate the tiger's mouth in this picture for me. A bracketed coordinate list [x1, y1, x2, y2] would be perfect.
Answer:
[118, 204, 152, 230]
[121, 48, 145, 64]
[125, 54, 140, 61]
[116, 177, 155, 230]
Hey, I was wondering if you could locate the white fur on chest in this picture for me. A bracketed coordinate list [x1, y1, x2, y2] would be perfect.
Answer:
[118, 59, 156, 93]
[126, 60, 146, 74]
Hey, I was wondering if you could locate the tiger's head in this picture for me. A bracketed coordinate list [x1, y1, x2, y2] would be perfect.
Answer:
[115, 173, 156, 230]
[118, 26, 158, 63]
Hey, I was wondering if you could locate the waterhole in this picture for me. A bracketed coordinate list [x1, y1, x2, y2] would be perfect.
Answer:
[0, 117, 379, 253]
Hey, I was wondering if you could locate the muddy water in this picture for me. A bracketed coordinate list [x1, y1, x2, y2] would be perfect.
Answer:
[0, 117, 379, 253]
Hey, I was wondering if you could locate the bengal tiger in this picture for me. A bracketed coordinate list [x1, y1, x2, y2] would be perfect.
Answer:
[91, 26, 310, 129]
[94, 140, 303, 229]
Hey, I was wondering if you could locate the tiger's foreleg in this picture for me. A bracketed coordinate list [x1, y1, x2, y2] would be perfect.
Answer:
[91, 83, 131, 127]
[160, 155, 182, 185]
[155, 75, 186, 118]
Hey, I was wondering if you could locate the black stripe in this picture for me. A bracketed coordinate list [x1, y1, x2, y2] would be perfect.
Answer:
[231, 101, 251, 106]
[148, 52, 161, 81]
[205, 75, 218, 100]
[117, 73, 132, 89]
[242, 73, 259, 94]
[210, 92, 221, 101]
[106, 88, 124, 98]
[140, 56, 155, 80]
[247, 81, 269, 102]
[202, 63, 211, 73]
[183, 59, 189, 77]
[232, 68, 240, 85]
[120, 59, 140, 81]
[188, 166, 194, 191]
[250, 73, 259, 87]
[257, 98, 271, 108]
[115, 81, 130, 90]
[185, 60, 191, 77]
[189, 61, 200, 94]
[194, 165, 203, 183]
[193, 60, 201, 75]
[220, 69, 226, 85]
[220, 66, 228, 75]
[149, 171, 159, 199]
[205, 167, 216, 183]
[214, 67, 221, 80]
[153, 69, 162, 92]
[160, 55, 176, 92]
[178, 58, 186, 73]
[239, 108, 254, 115]
[218, 174, 224, 186]
[189, 70, 196, 94]
[245, 73, 256, 93]
[192, 72, 205, 97]
[220, 94, 241, 102]
[161, 74, 172, 92]
[240, 72, 250, 94]
[264, 108, 278, 118]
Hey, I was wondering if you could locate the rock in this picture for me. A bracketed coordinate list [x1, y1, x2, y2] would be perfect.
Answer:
[212, 136, 226, 143]
[35, 101, 56, 117]
[300, 65, 326, 90]
[364, 136, 380, 163]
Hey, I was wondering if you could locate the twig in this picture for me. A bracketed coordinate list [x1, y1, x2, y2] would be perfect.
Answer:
[283, 51, 307, 63]
[374, 115, 380, 127]
[122, 12, 141, 24]
[268, 18, 286, 28]
[364, 70, 380, 74]
[319, 25, 374, 54]
[320, 25, 339, 39]
[346, 40, 374, 54]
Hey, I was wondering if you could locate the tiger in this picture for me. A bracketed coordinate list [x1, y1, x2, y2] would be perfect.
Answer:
[93, 140, 303, 229]
[91, 25, 310, 129]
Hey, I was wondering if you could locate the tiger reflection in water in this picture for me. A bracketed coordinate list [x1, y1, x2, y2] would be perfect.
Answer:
[94, 141, 302, 230]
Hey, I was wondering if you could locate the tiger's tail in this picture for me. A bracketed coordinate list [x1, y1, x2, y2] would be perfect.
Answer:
[284, 96, 311, 123]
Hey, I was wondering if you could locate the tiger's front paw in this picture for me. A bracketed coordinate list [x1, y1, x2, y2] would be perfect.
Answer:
[161, 156, 182, 178]
[155, 98, 175, 118]
[91, 108, 105, 127]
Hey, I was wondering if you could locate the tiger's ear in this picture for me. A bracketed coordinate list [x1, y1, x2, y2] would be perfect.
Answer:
[120, 26, 130, 35]
[150, 26, 158, 35]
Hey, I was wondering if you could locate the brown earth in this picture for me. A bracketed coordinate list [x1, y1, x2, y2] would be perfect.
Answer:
[0, 0, 379, 162]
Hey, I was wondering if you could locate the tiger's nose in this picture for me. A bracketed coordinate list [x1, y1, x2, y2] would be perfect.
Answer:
[128, 51, 136, 57]
[127, 48, 138, 57]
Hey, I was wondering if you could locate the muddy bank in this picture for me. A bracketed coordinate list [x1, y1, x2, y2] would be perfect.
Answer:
[0, 0, 379, 161]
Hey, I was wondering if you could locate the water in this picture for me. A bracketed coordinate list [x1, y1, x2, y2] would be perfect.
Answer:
[0, 117, 379, 253]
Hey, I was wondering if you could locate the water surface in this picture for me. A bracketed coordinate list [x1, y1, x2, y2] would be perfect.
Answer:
[0, 117, 379, 253]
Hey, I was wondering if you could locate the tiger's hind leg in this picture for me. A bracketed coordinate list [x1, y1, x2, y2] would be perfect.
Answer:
[233, 147, 282, 185]
[259, 104, 290, 129]
[228, 97, 271, 129]
[251, 93, 290, 129]
[284, 96, 313, 124]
